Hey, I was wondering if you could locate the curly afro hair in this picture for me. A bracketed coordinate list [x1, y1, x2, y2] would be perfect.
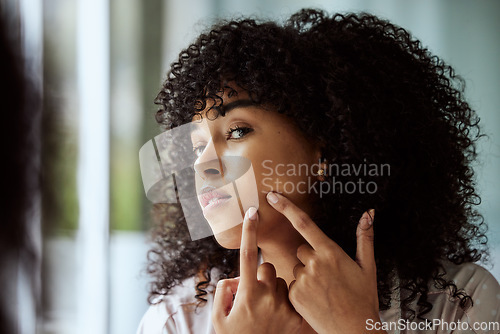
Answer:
[147, 8, 487, 319]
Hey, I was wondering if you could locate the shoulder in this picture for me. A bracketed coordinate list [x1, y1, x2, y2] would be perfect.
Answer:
[136, 300, 175, 334]
[425, 262, 500, 333]
[136, 270, 219, 334]
[432, 262, 500, 299]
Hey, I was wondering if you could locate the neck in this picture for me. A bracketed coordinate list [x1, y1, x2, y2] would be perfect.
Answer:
[259, 226, 306, 286]
[257, 221, 317, 333]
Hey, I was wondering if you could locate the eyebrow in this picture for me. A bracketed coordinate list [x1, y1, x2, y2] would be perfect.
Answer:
[189, 99, 260, 136]
[214, 99, 259, 115]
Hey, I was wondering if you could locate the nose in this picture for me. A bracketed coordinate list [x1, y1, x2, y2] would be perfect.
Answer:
[193, 138, 225, 179]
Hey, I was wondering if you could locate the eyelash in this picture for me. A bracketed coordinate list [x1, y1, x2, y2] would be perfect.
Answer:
[225, 125, 253, 140]
[192, 146, 205, 158]
[192, 126, 253, 158]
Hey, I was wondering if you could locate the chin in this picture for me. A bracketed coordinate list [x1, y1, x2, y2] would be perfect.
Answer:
[213, 224, 243, 249]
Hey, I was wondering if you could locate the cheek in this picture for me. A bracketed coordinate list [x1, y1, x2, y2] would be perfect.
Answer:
[253, 158, 319, 220]
[256, 162, 316, 198]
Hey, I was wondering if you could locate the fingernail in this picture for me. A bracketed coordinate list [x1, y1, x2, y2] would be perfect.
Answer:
[359, 211, 373, 228]
[368, 209, 375, 225]
[247, 207, 258, 221]
[267, 192, 279, 204]
[360, 212, 370, 227]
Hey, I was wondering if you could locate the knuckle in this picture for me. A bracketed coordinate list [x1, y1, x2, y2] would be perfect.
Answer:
[278, 299, 292, 315]
[241, 248, 257, 261]
[216, 279, 229, 288]
[295, 213, 310, 231]
[366, 233, 375, 243]
[359, 233, 375, 244]
[324, 247, 336, 258]
[279, 199, 289, 211]
[296, 243, 307, 257]
[266, 294, 277, 309]
[243, 219, 256, 232]
[308, 257, 321, 272]
[257, 262, 277, 278]
[292, 263, 303, 278]
[288, 286, 299, 304]
[261, 262, 276, 273]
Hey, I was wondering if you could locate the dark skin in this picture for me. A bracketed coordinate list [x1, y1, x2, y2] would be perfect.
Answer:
[192, 88, 320, 262]
[213, 200, 385, 334]
[195, 88, 386, 333]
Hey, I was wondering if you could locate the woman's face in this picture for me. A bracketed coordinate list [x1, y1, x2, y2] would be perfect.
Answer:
[191, 89, 321, 249]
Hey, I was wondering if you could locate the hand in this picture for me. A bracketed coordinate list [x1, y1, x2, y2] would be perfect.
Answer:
[212, 207, 302, 334]
[267, 192, 385, 334]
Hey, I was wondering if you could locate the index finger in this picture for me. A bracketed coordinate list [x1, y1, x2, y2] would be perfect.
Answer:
[266, 192, 332, 250]
[239, 207, 259, 288]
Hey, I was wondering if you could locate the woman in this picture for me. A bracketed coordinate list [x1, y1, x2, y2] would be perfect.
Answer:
[137, 9, 500, 334]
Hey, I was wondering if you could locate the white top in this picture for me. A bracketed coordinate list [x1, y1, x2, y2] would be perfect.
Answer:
[136, 262, 500, 334]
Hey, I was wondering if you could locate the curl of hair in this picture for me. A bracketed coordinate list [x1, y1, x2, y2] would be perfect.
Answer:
[148, 9, 487, 318]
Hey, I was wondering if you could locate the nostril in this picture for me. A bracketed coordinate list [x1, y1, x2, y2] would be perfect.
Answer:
[205, 168, 220, 175]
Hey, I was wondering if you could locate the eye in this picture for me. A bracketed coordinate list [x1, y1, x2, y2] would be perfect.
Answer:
[226, 126, 253, 140]
[193, 145, 206, 158]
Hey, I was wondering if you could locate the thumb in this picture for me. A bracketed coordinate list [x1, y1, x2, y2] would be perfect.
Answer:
[355, 209, 375, 273]
[213, 278, 240, 320]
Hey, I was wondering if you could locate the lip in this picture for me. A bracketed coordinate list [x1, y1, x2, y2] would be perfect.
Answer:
[199, 186, 232, 212]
